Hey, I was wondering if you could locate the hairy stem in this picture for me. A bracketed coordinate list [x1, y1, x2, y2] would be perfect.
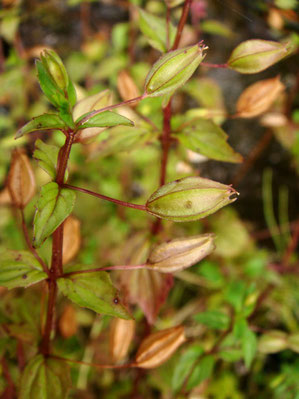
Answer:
[63, 184, 147, 211]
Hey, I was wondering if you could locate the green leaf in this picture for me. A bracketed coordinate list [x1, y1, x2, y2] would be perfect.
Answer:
[33, 139, 59, 180]
[58, 265, 132, 319]
[201, 19, 234, 38]
[76, 110, 134, 129]
[172, 344, 204, 392]
[58, 107, 75, 129]
[187, 355, 215, 390]
[176, 118, 242, 163]
[16, 114, 67, 139]
[33, 182, 76, 247]
[19, 354, 71, 399]
[225, 281, 246, 312]
[66, 78, 77, 107]
[138, 8, 176, 52]
[242, 324, 257, 368]
[228, 40, 293, 74]
[36, 60, 69, 109]
[194, 310, 230, 330]
[0, 250, 47, 289]
[93, 126, 154, 158]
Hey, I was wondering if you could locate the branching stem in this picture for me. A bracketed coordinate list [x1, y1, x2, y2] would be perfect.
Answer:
[63, 264, 147, 278]
[51, 355, 134, 369]
[63, 184, 147, 211]
[40, 132, 75, 356]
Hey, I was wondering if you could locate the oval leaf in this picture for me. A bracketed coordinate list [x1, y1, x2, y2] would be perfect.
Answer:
[76, 110, 134, 130]
[138, 8, 176, 52]
[16, 114, 67, 139]
[0, 250, 47, 289]
[176, 118, 242, 163]
[19, 354, 71, 399]
[36, 60, 69, 108]
[58, 266, 132, 319]
[33, 182, 76, 247]
[33, 139, 60, 180]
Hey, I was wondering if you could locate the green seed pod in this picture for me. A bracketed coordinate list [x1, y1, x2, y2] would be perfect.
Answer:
[258, 331, 288, 354]
[146, 176, 238, 222]
[144, 43, 207, 97]
[147, 234, 215, 273]
[41, 49, 69, 91]
[228, 40, 292, 74]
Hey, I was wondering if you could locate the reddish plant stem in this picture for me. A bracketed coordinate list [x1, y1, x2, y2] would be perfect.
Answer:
[201, 62, 228, 69]
[20, 208, 49, 275]
[40, 132, 75, 356]
[282, 219, 299, 266]
[1, 358, 15, 399]
[171, 0, 193, 50]
[63, 264, 147, 278]
[151, 0, 192, 236]
[80, 1, 91, 41]
[40, 282, 57, 356]
[63, 184, 147, 211]
[51, 355, 133, 370]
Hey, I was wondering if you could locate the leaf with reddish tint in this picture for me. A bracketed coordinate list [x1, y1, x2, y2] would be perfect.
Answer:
[118, 269, 173, 324]
[7, 149, 36, 208]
